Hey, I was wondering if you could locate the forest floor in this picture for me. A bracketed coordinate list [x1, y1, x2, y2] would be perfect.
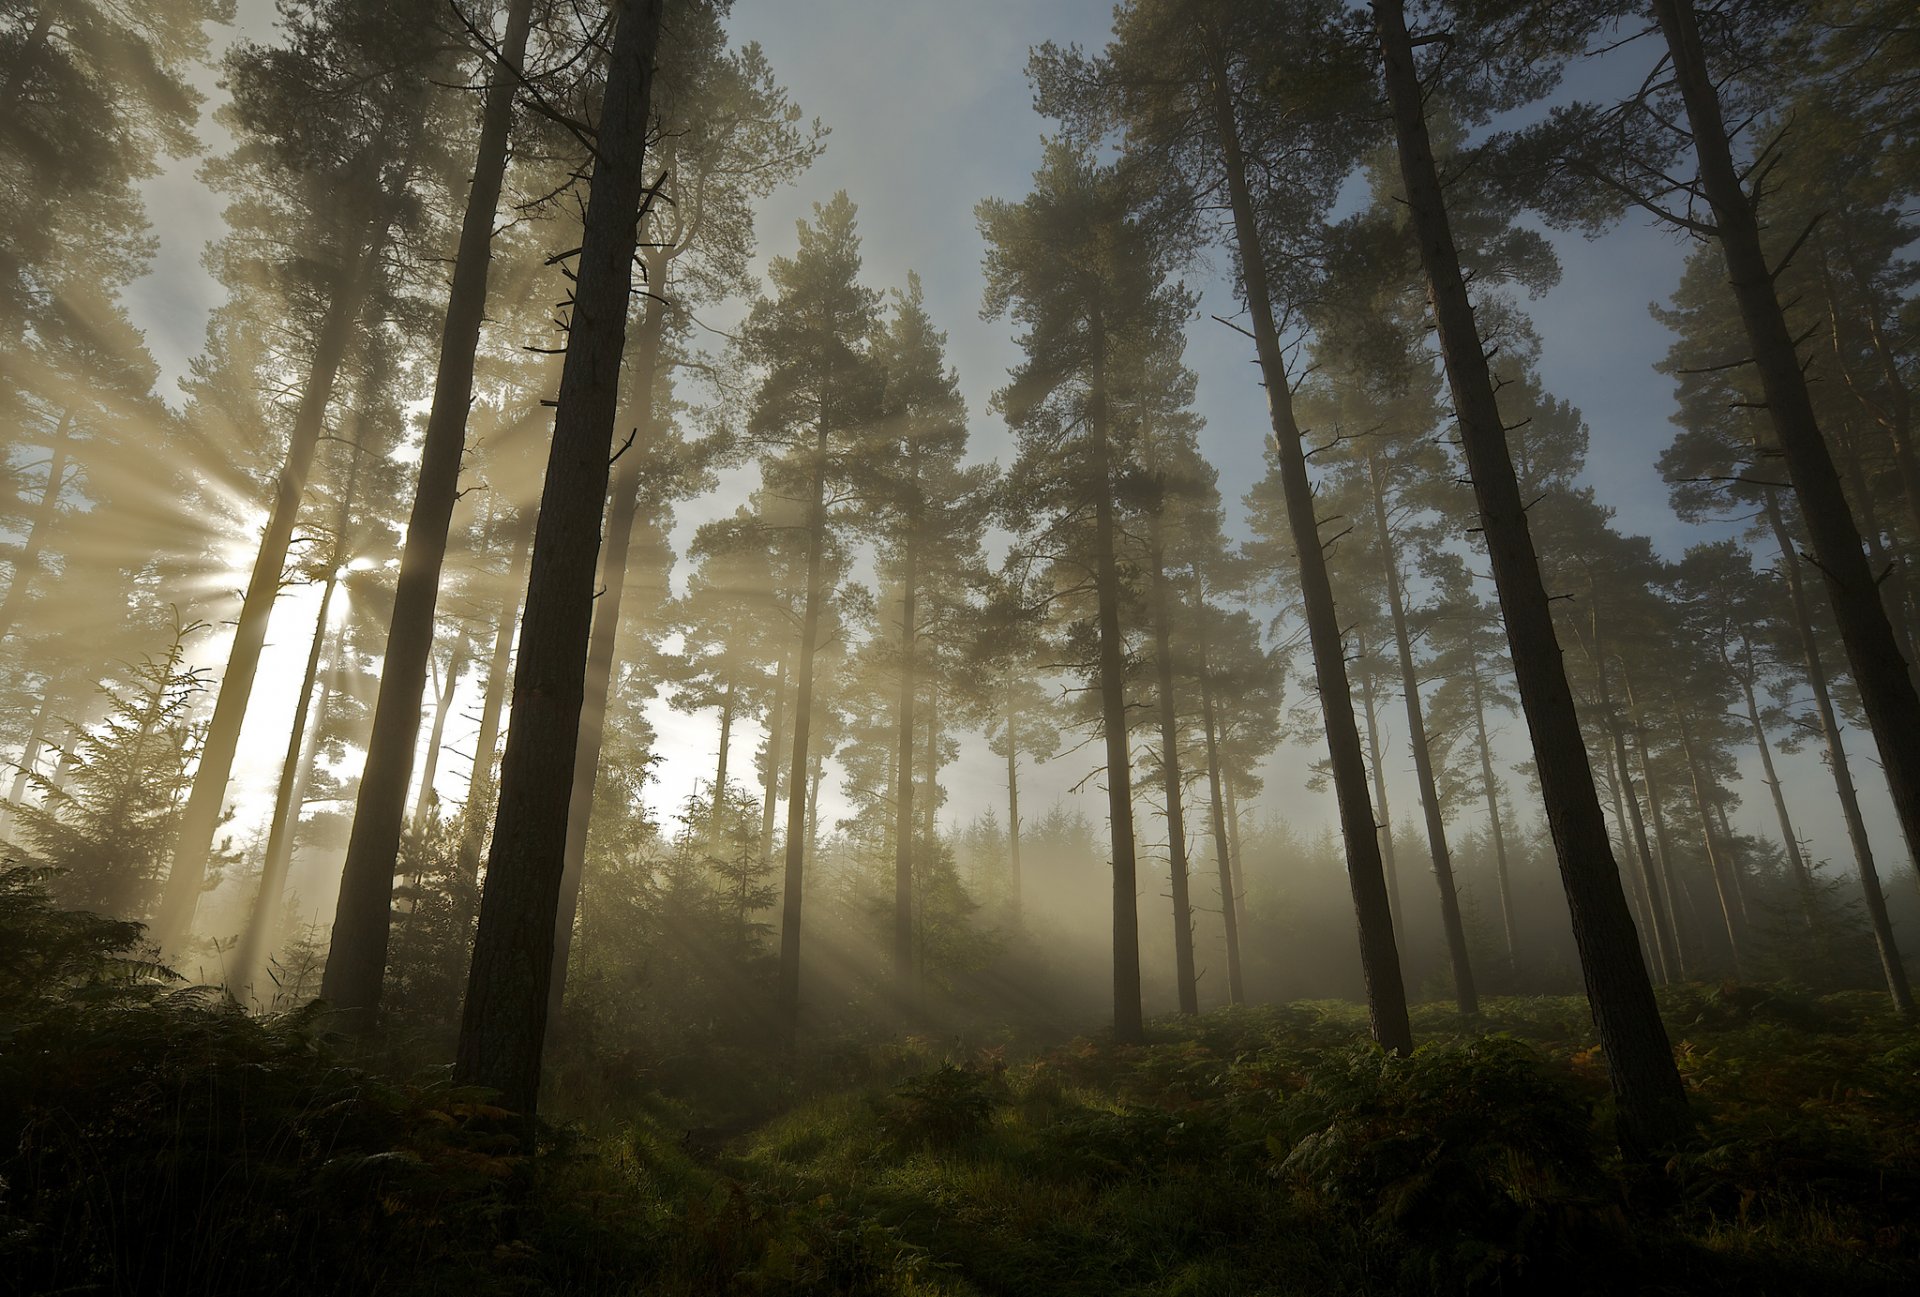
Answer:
[6, 977, 1919, 1295]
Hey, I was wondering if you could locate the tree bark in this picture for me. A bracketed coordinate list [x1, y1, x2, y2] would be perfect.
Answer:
[710, 678, 737, 830]
[1620, 661, 1692, 967]
[231, 572, 337, 1001]
[1004, 692, 1022, 922]
[411, 629, 470, 832]
[0, 406, 73, 645]
[1368, 450, 1477, 1013]
[1206, 34, 1407, 1052]
[1674, 708, 1744, 974]
[451, 0, 663, 1122]
[760, 646, 789, 866]
[457, 511, 534, 880]
[893, 507, 918, 990]
[1733, 639, 1814, 926]
[776, 423, 832, 1047]
[1354, 625, 1403, 928]
[1223, 766, 1249, 939]
[1199, 654, 1245, 1004]
[156, 224, 382, 952]
[1765, 488, 1913, 1011]
[1655, 0, 1920, 897]
[1590, 641, 1676, 982]
[547, 257, 669, 1018]
[323, 0, 533, 1015]
[1087, 309, 1145, 1045]
[1466, 654, 1518, 972]
[1148, 531, 1199, 1015]
[1375, 0, 1687, 1150]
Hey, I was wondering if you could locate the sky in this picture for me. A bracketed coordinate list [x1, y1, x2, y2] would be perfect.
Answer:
[120, 0, 1910, 923]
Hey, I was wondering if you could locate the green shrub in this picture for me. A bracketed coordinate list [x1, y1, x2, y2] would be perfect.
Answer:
[1273, 1037, 1622, 1291]
[875, 1064, 1001, 1149]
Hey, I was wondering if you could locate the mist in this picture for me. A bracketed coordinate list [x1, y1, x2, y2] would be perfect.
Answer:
[3, 1, 1918, 1293]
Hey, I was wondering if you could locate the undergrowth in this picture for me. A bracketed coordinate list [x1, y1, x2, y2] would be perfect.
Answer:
[2, 869, 1916, 1294]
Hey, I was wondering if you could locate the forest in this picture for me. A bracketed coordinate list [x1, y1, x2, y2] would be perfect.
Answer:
[2, 0, 1918, 1292]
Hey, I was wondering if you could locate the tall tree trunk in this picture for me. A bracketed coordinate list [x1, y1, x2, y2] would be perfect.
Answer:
[0, 406, 73, 645]
[921, 676, 939, 843]
[1088, 309, 1144, 1045]
[1593, 650, 1675, 983]
[6, 689, 54, 802]
[777, 424, 832, 1046]
[1765, 488, 1913, 1012]
[458, 511, 534, 880]
[1206, 35, 1407, 1051]
[547, 254, 670, 1019]
[1223, 766, 1249, 938]
[235, 379, 371, 997]
[1375, 0, 1688, 1150]
[1355, 625, 1404, 928]
[451, 0, 663, 1122]
[710, 678, 737, 830]
[760, 646, 789, 865]
[894, 529, 917, 989]
[1368, 451, 1477, 1013]
[231, 573, 338, 1000]
[1466, 655, 1518, 972]
[156, 225, 383, 952]
[1655, 0, 1920, 891]
[1199, 656, 1245, 1005]
[1600, 719, 1661, 974]
[1620, 663, 1693, 965]
[1004, 690, 1022, 922]
[1673, 709, 1745, 974]
[324, 0, 533, 1014]
[412, 630, 470, 832]
[1148, 533, 1199, 1015]
[1733, 642, 1814, 926]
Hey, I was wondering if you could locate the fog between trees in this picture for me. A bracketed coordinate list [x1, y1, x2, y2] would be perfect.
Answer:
[5, 0, 1920, 1154]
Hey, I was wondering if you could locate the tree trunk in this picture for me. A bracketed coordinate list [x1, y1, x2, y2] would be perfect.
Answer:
[1354, 626, 1404, 929]
[1600, 720, 1660, 972]
[1223, 766, 1249, 938]
[0, 406, 73, 645]
[1655, 0, 1920, 896]
[1620, 663, 1692, 966]
[1199, 656, 1245, 1004]
[1368, 451, 1477, 1013]
[894, 524, 918, 989]
[547, 254, 670, 1019]
[1004, 691, 1022, 922]
[1733, 642, 1814, 926]
[776, 422, 832, 1047]
[1764, 488, 1913, 1011]
[710, 678, 737, 830]
[1375, 0, 1688, 1150]
[451, 0, 663, 1123]
[1148, 532, 1199, 1015]
[2, 686, 58, 838]
[156, 224, 383, 953]
[324, 0, 533, 1015]
[1673, 709, 1744, 974]
[1591, 645, 1676, 982]
[760, 646, 789, 866]
[230, 572, 338, 1001]
[921, 676, 939, 843]
[412, 630, 470, 832]
[1088, 309, 1144, 1045]
[1466, 655, 1518, 972]
[1206, 35, 1407, 1051]
[457, 511, 535, 880]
